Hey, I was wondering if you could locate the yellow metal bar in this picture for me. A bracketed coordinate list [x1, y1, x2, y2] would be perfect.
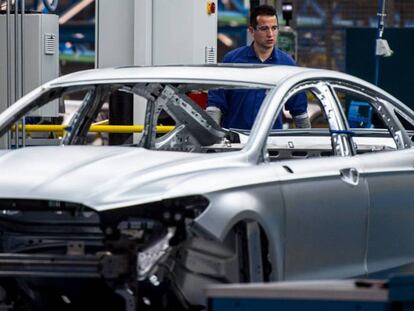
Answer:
[23, 125, 66, 132]
[12, 124, 174, 134]
[89, 125, 174, 134]
[90, 125, 144, 133]
[93, 119, 109, 126]
[11, 124, 65, 136]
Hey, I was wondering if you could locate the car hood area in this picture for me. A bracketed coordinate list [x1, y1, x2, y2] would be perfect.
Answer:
[0, 146, 244, 211]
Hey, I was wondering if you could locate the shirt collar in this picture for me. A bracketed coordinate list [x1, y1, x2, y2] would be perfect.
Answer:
[248, 43, 278, 62]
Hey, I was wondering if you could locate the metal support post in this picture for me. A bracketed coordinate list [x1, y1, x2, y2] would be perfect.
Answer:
[14, 0, 20, 148]
[21, 0, 26, 147]
[374, 0, 386, 85]
[6, 0, 12, 149]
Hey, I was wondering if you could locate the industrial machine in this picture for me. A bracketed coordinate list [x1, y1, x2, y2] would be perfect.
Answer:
[96, 0, 218, 67]
[96, 0, 218, 144]
[0, 1, 59, 148]
[0, 14, 59, 115]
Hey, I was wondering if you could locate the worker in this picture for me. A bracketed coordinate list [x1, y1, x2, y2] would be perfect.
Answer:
[207, 4, 310, 129]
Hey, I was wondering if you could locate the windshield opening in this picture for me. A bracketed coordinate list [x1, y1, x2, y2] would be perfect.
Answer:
[0, 82, 272, 154]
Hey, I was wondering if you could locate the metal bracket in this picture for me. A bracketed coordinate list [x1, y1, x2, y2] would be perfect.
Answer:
[246, 221, 263, 282]
[0, 252, 130, 279]
[340, 167, 359, 186]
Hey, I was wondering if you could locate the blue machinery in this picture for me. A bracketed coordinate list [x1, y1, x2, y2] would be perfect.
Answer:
[207, 274, 414, 311]
[348, 101, 373, 129]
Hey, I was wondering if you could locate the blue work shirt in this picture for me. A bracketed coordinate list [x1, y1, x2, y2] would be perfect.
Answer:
[208, 44, 307, 129]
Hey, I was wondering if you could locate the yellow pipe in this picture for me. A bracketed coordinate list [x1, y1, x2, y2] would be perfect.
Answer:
[22, 125, 65, 133]
[92, 119, 109, 126]
[13, 124, 174, 134]
[89, 125, 174, 134]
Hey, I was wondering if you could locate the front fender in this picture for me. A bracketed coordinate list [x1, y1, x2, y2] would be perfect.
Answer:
[195, 182, 285, 280]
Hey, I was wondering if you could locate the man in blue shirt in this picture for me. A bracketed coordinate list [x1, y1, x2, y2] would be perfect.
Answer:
[207, 5, 310, 129]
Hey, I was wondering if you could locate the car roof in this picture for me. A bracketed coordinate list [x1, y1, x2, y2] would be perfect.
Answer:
[44, 65, 406, 112]
[48, 64, 325, 87]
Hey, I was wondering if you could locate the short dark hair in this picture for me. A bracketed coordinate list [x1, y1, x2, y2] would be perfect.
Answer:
[249, 5, 278, 28]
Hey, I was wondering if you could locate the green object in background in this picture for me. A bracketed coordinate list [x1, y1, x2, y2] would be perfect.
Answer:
[60, 54, 95, 64]
[218, 14, 247, 25]
[278, 28, 297, 60]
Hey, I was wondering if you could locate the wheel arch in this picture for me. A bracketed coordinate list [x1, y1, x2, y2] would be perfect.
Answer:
[194, 185, 286, 281]
[224, 216, 283, 282]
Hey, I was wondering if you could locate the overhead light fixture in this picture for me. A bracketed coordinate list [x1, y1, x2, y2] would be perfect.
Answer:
[282, 2, 293, 26]
[59, 0, 94, 24]
[218, 33, 234, 47]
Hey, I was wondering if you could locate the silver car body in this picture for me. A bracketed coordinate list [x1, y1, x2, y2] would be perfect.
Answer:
[0, 65, 413, 309]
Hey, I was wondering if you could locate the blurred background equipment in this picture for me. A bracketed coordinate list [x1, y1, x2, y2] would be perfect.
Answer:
[0, 0, 59, 149]
[95, 0, 218, 144]
[374, 0, 392, 85]
[282, 1, 293, 26]
[0, 13, 59, 115]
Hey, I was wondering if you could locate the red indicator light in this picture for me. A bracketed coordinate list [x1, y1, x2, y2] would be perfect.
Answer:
[207, 1, 216, 15]
[210, 2, 216, 14]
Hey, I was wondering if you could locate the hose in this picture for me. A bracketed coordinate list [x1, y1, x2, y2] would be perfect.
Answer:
[374, 0, 386, 85]
[42, 0, 58, 12]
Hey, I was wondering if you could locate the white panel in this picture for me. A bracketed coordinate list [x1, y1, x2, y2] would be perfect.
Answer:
[23, 14, 42, 101]
[192, 0, 218, 64]
[0, 16, 10, 114]
[0, 14, 58, 117]
[96, 0, 134, 68]
[152, 0, 193, 65]
[0, 16, 7, 148]
[152, 0, 217, 65]
[133, 0, 153, 66]
[38, 14, 59, 116]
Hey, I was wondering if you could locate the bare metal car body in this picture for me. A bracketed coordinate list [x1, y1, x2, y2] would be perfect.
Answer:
[0, 65, 413, 310]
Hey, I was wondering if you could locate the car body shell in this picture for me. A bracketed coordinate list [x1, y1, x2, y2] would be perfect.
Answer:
[1, 65, 414, 308]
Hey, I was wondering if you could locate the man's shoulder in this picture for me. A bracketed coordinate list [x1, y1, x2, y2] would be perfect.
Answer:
[222, 46, 251, 63]
[275, 48, 296, 65]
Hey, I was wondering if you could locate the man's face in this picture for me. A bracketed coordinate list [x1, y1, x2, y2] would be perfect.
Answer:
[249, 15, 278, 50]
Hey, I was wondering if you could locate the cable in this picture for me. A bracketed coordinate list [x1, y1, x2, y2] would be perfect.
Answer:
[374, 0, 386, 85]
[42, 0, 58, 12]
